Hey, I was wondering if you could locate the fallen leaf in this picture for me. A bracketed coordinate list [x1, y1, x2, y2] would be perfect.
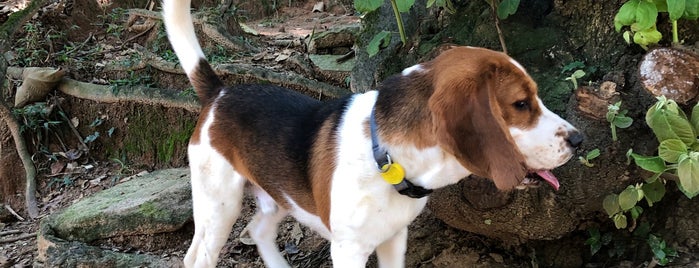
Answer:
[50, 160, 66, 175]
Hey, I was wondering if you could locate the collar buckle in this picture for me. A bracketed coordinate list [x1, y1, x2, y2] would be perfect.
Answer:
[370, 109, 432, 199]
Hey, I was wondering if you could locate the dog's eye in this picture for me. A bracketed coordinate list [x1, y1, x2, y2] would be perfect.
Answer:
[513, 100, 530, 111]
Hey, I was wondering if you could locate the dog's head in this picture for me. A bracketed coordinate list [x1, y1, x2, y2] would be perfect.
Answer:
[427, 47, 581, 191]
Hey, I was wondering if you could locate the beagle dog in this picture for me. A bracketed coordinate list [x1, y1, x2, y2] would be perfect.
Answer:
[163, 0, 582, 267]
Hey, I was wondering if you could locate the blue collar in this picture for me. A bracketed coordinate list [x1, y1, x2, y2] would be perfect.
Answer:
[370, 109, 432, 199]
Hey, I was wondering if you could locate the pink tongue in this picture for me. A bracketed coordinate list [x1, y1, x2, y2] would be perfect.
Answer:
[536, 170, 560, 191]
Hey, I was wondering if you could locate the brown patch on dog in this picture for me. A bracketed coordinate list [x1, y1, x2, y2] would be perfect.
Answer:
[187, 105, 211, 145]
[373, 64, 438, 149]
[309, 119, 338, 229]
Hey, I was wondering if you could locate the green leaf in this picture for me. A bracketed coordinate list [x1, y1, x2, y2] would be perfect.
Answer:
[426, 0, 437, 8]
[691, 102, 699, 133]
[572, 69, 586, 79]
[603, 194, 621, 216]
[635, 0, 659, 31]
[623, 30, 632, 44]
[645, 172, 663, 183]
[642, 179, 666, 205]
[561, 61, 585, 74]
[630, 205, 644, 220]
[655, 0, 669, 11]
[667, 0, 687, 21]
[396, 0, 416, 12]
[613, 116, 634, 128]
[586, 228, 602, 255]
[659, 139, 688, 163]
[497, 0, 521, 20]
[619, 187, 639, 211]
[630, 153, 667, 173]
[367, 31, 391, 58]
[354, 0, 383, 13]
[646, 97, 696, 145]
[615, 0, 640, 31]
[613, 213, 628, 229]
[586, 149, 601, 160]
[677, 152, 699, 198]
[633, 27, 662, 47]
[684, 0, 699, 19]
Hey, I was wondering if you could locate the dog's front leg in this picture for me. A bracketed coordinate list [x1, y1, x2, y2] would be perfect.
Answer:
[376, 227, 407, 268]
[330, 238, 373, 268]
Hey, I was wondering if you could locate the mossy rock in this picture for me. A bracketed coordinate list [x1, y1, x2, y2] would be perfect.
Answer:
[36, 168, 191, 267]
[46, 168, 191, 242]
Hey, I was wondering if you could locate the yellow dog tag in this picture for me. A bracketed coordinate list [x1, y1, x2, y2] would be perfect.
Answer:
[380, 163, 405, 185]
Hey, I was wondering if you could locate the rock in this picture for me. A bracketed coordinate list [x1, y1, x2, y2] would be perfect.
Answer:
[309, 54, 355, 72]
[35, 168, 191, 267]
[306, 25, 359, 55]
[639, 47, 699, 104]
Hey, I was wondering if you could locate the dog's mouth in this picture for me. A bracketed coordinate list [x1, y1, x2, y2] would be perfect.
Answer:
[516, 170, 560, 191]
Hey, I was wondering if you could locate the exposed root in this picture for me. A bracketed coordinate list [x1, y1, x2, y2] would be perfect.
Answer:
[126, 8, 257, 53]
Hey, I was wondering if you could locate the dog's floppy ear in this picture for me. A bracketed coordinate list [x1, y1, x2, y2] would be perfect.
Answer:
[429, 68, 527, 191]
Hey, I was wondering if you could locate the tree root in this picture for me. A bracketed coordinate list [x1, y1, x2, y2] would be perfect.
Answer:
[1, 59, 39, 219]
[127, 8, 258, 53]
[0, 103, 38, 219]
[102, 47, 351, 98]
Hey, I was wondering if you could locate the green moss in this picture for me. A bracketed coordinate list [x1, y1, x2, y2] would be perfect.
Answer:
[121, 108, 195, 167]
[139, 201, 168, 220]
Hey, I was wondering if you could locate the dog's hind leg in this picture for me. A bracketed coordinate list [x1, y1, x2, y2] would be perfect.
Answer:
[184, 146, 246, 268]
[375, 227, 408, 268]
[246, 187, 290, 268]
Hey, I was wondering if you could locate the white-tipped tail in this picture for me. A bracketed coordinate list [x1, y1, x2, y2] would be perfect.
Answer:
[162, 0, 205, 76]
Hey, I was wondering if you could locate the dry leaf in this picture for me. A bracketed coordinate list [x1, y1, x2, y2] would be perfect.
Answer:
[14, 67, 66, 108]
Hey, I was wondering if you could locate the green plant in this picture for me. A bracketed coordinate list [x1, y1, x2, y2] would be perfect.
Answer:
[355, 0, 454, 56]
[13, 102, 65, 154]
[648, 234, 678, 265]
[97, 7, 127, 38]
[14, 21, 49, 66]
[493, 0, 520, 20]
[585, 228, 610, 256]
[48, 175, 75, 189]
[579, 148, 601, 167]
[109, 70, 155, 92]
[614, 0, 699, 49]
[561, 61, 586, 74]
[597, 96, 699, 266]
[607, 101, 634, 142]
[628, 96, 699, 198]
[586, 223, 676, 265]
[564, 69, 585, 90]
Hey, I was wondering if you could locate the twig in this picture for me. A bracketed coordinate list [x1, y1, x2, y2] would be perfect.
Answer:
[0, 232, 36, 244]
[3, 204, 26, 221]
[123, 23, 155, 44]
[55, 104, 88, 151]
[489, 0, 508, 55]
[0, 230, 22, 236]
[63, 33, 94, 56]
[336, 50, 355, 64]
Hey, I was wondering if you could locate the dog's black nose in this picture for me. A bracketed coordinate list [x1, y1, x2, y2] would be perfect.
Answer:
[566, 130, 583, 148]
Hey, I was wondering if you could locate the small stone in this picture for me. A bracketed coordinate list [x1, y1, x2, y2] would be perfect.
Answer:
[489, 252, 504, 263]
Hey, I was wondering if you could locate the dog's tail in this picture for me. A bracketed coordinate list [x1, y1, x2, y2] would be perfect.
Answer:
[162, 0, 223, 106]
